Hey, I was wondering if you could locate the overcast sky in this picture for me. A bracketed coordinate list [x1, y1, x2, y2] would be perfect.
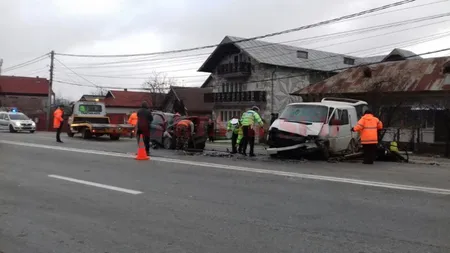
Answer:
[1, 0, 450, 101]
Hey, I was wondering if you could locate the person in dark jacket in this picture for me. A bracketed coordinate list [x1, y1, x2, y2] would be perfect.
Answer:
[136, 101, 153, 155]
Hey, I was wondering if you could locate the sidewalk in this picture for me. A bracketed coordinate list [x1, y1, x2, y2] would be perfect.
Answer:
[205, 142, 450, 166]
[408, 154, 450, 166]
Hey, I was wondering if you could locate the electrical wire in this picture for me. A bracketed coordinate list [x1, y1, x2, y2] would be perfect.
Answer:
[58, 28, 450, 81]
[2, 53, 49, 73]
[53, 46, 450, 90]
[61, 12, 450, 74]
[53, 57, 99, 88]
[64, 12, 450, 70]
[54, 0, 417, 58]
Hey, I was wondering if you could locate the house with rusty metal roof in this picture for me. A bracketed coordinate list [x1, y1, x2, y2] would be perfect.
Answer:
[293, 56, 450, 153]
[198, 35, 405, 126]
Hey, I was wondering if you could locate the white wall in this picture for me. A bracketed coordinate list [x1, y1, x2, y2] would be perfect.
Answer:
[106, 107, 137, 114]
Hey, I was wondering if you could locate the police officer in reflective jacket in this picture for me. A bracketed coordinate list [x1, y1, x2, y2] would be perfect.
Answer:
[240, 106, 264, 157]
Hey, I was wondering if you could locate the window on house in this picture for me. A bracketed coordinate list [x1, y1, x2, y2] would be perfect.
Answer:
[344, 57, 355, 65]
[297, 50, 308, 59]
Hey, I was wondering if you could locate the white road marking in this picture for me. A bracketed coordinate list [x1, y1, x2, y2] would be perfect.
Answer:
[2, 139, 450, 195]
[48, 175, 143, 195]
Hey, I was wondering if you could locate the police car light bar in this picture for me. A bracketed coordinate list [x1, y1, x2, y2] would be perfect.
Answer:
[0, 107, 20, 112]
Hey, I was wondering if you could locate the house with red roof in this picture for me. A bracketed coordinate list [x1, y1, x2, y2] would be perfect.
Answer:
[0, 75, 53, 129]
[79, 89, 166, 124]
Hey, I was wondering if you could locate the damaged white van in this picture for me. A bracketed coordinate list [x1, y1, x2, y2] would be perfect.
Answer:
[266, 98, 369, 159]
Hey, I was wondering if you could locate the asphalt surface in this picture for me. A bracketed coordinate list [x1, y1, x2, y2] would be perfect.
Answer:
[1, 131, 450, 252]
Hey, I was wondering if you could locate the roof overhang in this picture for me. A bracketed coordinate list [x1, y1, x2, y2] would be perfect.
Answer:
[198, 37, 241, 73]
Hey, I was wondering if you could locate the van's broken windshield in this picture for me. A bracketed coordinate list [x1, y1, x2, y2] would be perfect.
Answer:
[279, 104, 329, 123]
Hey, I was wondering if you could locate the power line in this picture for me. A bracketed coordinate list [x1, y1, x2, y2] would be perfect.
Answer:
[54, 47, 450, 90]
[58, 28, 450, 80]
[254, 47, 450, 85]
[62, 12, 450, 71]
[55, 0, 417, 58]
[58, 0, 450, 68]
[53, 57, 99, 88]
[2, 53, 49, 73]
[56, 72, 210, 80]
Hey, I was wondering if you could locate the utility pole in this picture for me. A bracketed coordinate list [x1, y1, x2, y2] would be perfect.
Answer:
[46, 51, 54, 131]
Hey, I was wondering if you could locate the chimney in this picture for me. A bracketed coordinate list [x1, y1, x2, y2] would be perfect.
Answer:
[124, 88, 128, 91]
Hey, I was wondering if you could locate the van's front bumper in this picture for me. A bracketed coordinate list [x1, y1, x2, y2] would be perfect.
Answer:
[266, 143, 318, 154]
[267, 128, 322, 155]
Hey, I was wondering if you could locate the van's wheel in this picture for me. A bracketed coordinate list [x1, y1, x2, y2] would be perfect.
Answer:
[9, 125, 17, 133]
[67, 132, 75, 137]
[347, 138, 358, 154]
[82, 128, 92, 139]
[317, 141, 330, 160]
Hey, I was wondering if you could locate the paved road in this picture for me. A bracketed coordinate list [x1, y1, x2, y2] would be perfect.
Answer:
[1, 132, 450, 252]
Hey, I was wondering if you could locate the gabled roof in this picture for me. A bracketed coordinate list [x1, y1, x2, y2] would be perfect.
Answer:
[200, 75, 213, 88]
[0, 75, 51, 95]
[198, 36, 385, 73]
[79, 94, 105, 101]
[104, 90, 153, 108]
[293, 57, 450, 95]
[382, 48, 422, 62]
[164, 86, 213, 113]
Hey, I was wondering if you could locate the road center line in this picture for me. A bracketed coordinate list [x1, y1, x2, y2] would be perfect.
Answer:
[48, 174, 143, 195]
[2, 139, 450, 195]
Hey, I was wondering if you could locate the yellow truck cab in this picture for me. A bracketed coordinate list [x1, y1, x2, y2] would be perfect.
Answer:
[67, 101, 134, 140]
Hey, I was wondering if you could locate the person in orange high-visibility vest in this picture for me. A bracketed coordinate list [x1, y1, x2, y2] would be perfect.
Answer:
[352, 109, 383, 164]
[175, 119, 194, 150]
[127, 111, 138, 138]
[53, 105, 65, 143]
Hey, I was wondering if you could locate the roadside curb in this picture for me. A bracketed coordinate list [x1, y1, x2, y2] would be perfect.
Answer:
[408, 159, 449, 166]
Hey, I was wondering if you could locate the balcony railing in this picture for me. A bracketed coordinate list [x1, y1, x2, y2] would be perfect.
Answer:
[216, 62, 252, 77]
[204, 91, 266, 103]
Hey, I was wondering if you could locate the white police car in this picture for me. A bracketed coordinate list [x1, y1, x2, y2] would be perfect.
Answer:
[0, 108, 36, 133]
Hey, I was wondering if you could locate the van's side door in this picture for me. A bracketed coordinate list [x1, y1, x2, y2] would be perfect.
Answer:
[328, 108, 351, 152]
[336, 109, 351, 151]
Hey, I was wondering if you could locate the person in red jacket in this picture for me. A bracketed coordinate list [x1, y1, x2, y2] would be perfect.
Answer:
[53, 105, 64, 143]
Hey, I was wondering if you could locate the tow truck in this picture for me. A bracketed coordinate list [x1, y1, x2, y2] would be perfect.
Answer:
[67, 101, 134, 140]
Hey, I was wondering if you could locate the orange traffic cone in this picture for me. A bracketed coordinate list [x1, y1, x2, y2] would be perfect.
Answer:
[135, 134, 150, 160]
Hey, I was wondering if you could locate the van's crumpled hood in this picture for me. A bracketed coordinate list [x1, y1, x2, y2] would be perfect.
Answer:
[269, 119, 327, 136]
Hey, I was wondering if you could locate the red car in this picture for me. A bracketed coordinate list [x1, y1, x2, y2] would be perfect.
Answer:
[150, 112, 209, 150]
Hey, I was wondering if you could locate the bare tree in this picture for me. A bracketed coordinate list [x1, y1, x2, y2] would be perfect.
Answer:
[142, 71, 176, 110]
[142, 71, 175, 93]
[90, 87, 107, 96]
